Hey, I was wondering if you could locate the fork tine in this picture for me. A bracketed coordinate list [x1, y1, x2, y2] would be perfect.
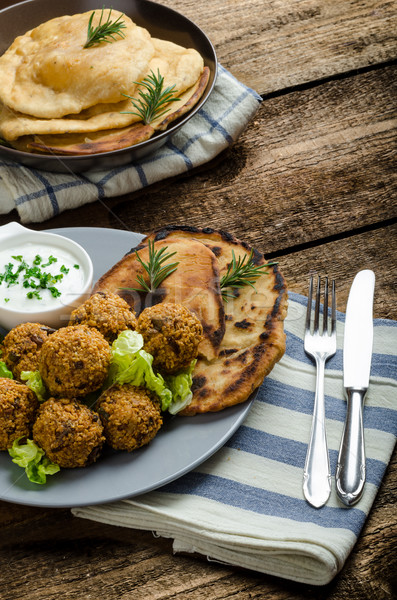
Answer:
[331, 278, 336, 333]
[306, 275, 313, 332]
[314, 276, 321, 331]
[323, 276, 329, 334]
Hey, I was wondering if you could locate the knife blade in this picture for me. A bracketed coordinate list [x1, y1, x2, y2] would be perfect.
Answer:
[336, 269, 375, 506]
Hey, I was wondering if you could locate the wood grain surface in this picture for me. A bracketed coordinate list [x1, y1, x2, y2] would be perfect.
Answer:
[0, 0, 396, 598]
[32, 65, 395, 251]
[160, 0, 397, 92]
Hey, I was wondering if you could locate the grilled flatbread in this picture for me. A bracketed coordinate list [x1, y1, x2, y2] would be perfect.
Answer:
[144, 227, 288, 414]
[94, 236, 225, 362]
[94, 226, 288, 414]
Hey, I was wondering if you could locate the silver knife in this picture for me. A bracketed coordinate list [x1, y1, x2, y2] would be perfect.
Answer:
[336, 269, 375, 506]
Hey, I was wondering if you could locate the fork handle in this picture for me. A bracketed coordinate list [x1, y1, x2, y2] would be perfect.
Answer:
[335, 388, 366, 506]
[303, 357, 331, 508]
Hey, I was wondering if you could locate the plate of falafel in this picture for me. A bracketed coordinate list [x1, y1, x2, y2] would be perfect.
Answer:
[0, 226, 283, 508]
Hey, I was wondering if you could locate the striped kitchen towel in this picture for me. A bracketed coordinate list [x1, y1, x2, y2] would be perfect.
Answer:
[72, 292, 397, 585]
[0, 65, 261, 224]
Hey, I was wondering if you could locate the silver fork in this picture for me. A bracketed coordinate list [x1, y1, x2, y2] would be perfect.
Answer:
[303, 276, 337, 508]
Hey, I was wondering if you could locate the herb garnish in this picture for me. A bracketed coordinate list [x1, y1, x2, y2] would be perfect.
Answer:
[83, 7, 126, 49]
[0, 253, 77, 302]
[121, 240, 179, 293]
[220, 250, 277, 301]
[121, 69, 180, 125]
[27, 290, 42, 300]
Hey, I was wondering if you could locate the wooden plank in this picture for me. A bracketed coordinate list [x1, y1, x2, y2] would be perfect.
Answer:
[160, 0, 397, 92]
[277, 224, 397, 319]
[0, 501, 56, 528]
[26, 66, 397, 255]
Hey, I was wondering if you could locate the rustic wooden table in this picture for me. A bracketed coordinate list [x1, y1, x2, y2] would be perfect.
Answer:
[0, 1, 396, 598]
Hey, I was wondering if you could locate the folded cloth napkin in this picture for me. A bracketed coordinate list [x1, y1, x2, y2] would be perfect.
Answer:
[72, 292, 397, 586]
[0, 65, 261, 224]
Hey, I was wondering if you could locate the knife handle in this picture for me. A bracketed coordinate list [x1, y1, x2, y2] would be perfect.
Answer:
[336, 388, 366, 506]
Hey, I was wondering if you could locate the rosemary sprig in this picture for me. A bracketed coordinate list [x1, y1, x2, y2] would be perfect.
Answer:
[121, 240, 179, 293]
[121, 69, 180, 124]
[220, 250, 277, 301]
[83, 7, 126, 49]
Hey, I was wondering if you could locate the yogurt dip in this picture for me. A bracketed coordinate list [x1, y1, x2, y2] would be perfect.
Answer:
[0, 222, 93, 329]
[0, 243, 85, 310]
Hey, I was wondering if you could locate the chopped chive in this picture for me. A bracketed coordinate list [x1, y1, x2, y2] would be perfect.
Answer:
[41, 256, 57, 267]
[0, 253, 80, 302]
[26, 290, 42, 300]
[49, 287, 61, 298]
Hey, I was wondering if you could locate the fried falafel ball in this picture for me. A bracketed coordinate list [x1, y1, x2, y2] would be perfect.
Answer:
[33, 398, 105, 468]
[97, 384, 163, 452]
[1, 322, 55, 380]
[137, 303, 203, 374]
[39, 325, 111, 398]
[69, 291, 138, 343]
[0, 377, 39, 450]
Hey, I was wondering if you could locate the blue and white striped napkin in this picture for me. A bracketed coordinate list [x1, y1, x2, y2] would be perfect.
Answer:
[72, 292, 397, 585]
[0, 65, 261, 224]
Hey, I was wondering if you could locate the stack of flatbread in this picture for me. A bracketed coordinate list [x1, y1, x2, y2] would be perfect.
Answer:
[94, 226, 288, 415]
[0, 9, 209, 154]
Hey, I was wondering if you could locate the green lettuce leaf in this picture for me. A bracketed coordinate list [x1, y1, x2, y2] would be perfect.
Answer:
[9, 438, 60, 485]
[0, 360, 13, 379]
[107, 330, 172, 411]
[107, 330, 196, 413]
[20, 370, 47, 402]
[165, 359, 196, 415]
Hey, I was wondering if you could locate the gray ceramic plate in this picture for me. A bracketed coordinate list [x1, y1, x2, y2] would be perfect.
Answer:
[0, 227, 254, 508]
[0, 0, 217, 173]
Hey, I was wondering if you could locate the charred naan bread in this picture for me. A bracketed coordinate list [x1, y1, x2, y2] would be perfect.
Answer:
[144, 227, 288, 414]
[94, 236, 225, 362]
[94, 226, 288, 414]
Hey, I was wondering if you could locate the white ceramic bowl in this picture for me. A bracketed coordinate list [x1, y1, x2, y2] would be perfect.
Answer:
[0, 222, 93, 330]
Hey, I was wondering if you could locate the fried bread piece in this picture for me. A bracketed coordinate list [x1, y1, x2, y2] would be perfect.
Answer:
[23, 67, 210, 155]
[0, 11, 154, 119]
[93, 236, 225, 362]
[0, 12, 208, 153]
